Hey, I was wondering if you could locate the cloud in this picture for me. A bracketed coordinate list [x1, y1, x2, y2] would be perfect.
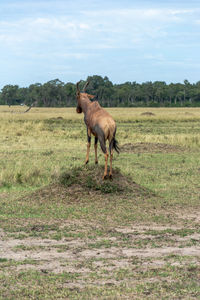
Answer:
[0, 17, 90, 44]
[0, 7, 198, 54]
[0, 1, 200, 86]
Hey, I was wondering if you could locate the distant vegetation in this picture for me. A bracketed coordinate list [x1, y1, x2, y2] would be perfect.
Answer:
[1, 75, 200, 107]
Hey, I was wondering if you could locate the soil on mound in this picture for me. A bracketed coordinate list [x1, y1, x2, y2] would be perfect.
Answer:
[121, 142, 185, 154]
[22, 166, 156, 203]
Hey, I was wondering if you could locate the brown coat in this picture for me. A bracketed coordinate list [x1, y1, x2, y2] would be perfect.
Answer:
[76, 82, 119, 179]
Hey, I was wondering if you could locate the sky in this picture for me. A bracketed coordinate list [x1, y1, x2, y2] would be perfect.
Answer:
[0, 0, 200, 88]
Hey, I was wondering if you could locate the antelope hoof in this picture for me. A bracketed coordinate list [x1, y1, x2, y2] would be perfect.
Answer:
[109, 174, 113, 180]
[85, 160, 89, 165]
[103, 174, 108, 180]
[95, 160, 98, 164]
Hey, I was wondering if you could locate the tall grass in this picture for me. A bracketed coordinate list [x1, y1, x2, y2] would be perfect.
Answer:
[0, 105, 200, 191]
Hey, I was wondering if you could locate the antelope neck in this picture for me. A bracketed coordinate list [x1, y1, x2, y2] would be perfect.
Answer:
[79, 97, 91, 114]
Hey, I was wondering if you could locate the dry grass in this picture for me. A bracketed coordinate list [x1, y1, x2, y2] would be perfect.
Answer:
[1, 105, 200, 120]
[0, 105, 200, 299]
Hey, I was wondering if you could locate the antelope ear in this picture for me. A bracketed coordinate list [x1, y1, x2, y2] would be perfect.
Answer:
[76, 106, 82, 113]
[88, 94, 95, 99]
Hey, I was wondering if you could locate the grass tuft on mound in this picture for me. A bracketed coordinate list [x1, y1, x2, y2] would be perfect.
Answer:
[56, 165, 157, 200]
[58, 166, 127, 194]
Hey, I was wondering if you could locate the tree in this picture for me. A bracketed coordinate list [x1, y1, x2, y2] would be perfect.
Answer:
[41, 79, 64, 107]
[26, 83, 42, 106]
[1, 85, 19, 106]
[63, 82, 76, 106]
[153, 81, 167, 105]
[0, 77, 200, 108]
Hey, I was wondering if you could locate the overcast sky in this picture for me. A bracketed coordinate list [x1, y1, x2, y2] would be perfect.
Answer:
[0, 0, 200, 88]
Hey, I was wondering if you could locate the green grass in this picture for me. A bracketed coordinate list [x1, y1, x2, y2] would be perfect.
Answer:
[0, 265, 199, 299]
[0, 106, 200, 299]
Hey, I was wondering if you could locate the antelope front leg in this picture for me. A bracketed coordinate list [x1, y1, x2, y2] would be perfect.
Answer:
[103, 150, 109, 179]
[85, 128, 91, 164]
[94, 137, 98, 164]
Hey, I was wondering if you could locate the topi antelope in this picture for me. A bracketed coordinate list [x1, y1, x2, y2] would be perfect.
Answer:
[76, 81, 119, 179]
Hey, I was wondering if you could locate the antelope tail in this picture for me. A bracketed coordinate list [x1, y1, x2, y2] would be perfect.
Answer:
[109, 137, 120, 154]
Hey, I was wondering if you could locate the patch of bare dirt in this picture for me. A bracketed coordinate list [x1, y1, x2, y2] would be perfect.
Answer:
[121, 247, 200, 258]
[141, 112, 155, 116]
[115, 225, 183, 234]
[80, 246, 200, 259]
[121, 142, 185, 153]
[0, 228, 5, 239]
[176, 211, 200, 223]
[0, 192, 9, 199]
[1, 223, 200, 277]
[184, 112, 194, 115]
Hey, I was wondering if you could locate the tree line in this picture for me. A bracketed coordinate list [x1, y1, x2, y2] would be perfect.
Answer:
[1, 75, 200, 107]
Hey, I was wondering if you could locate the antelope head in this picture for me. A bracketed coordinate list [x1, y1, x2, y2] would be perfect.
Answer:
[76, 80, 82, 113]
[76, 81, 94, 113]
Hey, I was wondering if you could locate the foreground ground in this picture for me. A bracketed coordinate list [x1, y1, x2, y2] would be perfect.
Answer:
[0, 106, 200, 299]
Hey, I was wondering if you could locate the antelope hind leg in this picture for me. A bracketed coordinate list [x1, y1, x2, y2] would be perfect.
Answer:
[94, 137, 98, 164]
[85, 128, 91, 164]
[109, 150, 113, 179]
[103, 151, 109, 180]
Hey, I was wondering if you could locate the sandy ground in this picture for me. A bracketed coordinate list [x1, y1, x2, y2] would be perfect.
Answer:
[1, 222, 199, 276]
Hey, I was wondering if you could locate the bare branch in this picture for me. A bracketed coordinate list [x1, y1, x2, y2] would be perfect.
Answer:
[23, 100, 38, 113]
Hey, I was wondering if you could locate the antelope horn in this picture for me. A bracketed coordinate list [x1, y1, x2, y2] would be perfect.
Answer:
[76, 80, 82, 93]
[83, 81, 90, 92]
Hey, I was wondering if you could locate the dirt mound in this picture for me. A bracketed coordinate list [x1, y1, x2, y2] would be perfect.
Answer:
[121, 142, 185, 153]
[22, 166, 155, 203]
[50, 117, 64, 120]
[58, 165, 153, 196]
[141, 112, 155, 116]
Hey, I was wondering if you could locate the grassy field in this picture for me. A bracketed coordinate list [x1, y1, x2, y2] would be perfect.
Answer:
[0, 105, 200, 299]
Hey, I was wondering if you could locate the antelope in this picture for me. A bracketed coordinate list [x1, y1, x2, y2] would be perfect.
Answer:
[76, 81, 119, 179]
